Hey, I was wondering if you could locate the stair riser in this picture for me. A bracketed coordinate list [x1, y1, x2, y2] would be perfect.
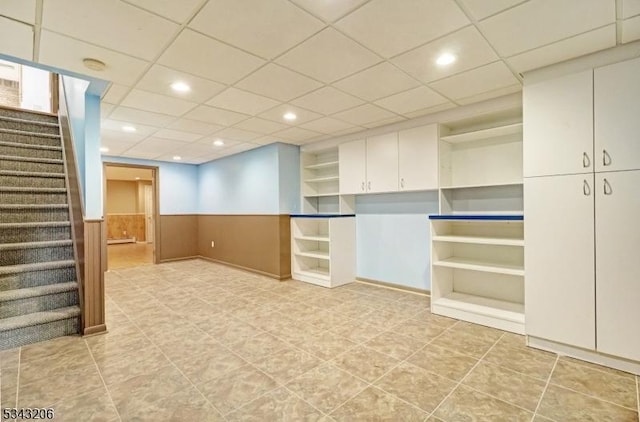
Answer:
[0, 266, 76, 291]
[0, 109, 58, 124]
[0, 175, 66, 188]
[0, 226, 71, 243]
[0, 209, 69, 224]
[0, 120, 59, 135]
[0, 132, 61, 147]
[0, 290, 79, 319]
[0, 160, 64, 174]
[0, 246, 74, 266]
[0, 316, 79, 350]
[0, 192, 68, 205]
[0, 145, 62, 160]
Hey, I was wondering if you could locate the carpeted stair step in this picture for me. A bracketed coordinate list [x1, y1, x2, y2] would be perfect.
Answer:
[0, 204, 69, 223]
[0, 170, 66, 188]
[0, 260, 76, 291]
[0, 155, 64, 174]
[0, 141, 62, 160]
[0, 306, 81, 350]
[0, 282, 79, 319]
[0, 128, 62, 147]
[0, 107, 58, 124]
[0, 221, 71, 243]
[0, 239, 74, 266]
[0, 186, 67, 205]
[0, 116, 60, 135]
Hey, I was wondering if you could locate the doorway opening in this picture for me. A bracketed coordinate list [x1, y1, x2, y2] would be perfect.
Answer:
[103, 163, 159, 269]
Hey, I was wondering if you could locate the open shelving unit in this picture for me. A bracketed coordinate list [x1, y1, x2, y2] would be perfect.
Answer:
[301, 147, 354, 214]
[290, 215, 356, 288]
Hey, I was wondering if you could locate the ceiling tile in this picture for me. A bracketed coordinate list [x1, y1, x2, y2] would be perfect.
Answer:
[331, 126, 365, 137]
[101, 103, 115, 118]
[392, 26, 498, 84]
[153, 154, 202, 164]
[136, 64, 226, 103]
[253, 136, 284, 145]
[125, 137, 188, 154]
[39, 30, 148, 85]
[0, 17, 33, 60]
[429, 61, 520, 100]
[172, 142, 221, 156]
[276, 28, 381, 83]
[622, 0, 640, 18]
[189, 0, 324, 59]
[362, 115, 406, 128]
[258, 104, 323, 125]
[184, 105, 250, 126]
[158, 29, 265, 84]
[272, 126, 322, 142]
[153, 128, 203, 142]
[456, 84, 522, 105]
[123, 0, 204, 23]
[166, 118, 223, 135]
[479, 0, 615, 57]
[375, 86, 449, 115]
[223, 143, 261, 155]
[119, 149, 162, 160]
[299, 117, 358, 134]
[236, 64, 323, 102]
[120, 89, 198, 116]
[100, 128, 147, 144]
[289, 0, 369, 22]
[103, 84, 130, 104]
[508, 25, 616, 73]
[206, 88, 280, 116]
[100, 139, 136, 155]
[458, 0, 526, 20]
[404, 102, 457, 118]
[336, 0, 469, 57]
[212, 127, 261, 142]
[42, 0, 178, 61]
[233, 117, 288, 134]
[333, 62, 419, 101]
[622, 15, 640, 43]
[101, 119, 159, 136]
[332, 103, 398, 125]
[110, 106, 176, 127]
[291, 86, 364, 115]
[0, 0, 36, 24]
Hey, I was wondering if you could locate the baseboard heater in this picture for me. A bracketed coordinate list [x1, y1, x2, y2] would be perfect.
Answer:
[107, 237, 136, 245]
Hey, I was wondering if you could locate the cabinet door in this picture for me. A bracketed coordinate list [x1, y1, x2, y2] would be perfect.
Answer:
[524, 174, 595, 349]
[366, 132, 398, 193]
[595, 57, 640, 172]
[398, 124, 438, 191]
[339, 139, 366, 195]
[595, 170, 640, 361]
[523, 70, 593, 177]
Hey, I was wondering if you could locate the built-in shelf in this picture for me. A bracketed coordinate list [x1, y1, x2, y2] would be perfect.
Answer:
[433, 257, 524, 276]
[305, 161, 339, 170]
[432, 235, 524, 247]
[303, 192, 339, 198]
[440, 181, 523, 190]
[295, 267, 330, 281]
[295, 250, 330, 260]
[305, 176, 340, 183]
[294, 235, 330, 242]
[440, 123, 523, 144]
[433, 292, 525, 323]
[429, 214, 524, 221]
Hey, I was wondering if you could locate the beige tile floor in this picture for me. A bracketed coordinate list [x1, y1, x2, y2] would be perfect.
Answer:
[1, 259, 639, 421]
[107, 243, 154, 269]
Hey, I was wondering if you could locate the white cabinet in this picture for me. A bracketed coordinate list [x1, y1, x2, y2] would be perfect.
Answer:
[365, 133, 398, 193]
[524, 174, 596, 349]
[338, 139, 366, 195]
[398, 124, 438, 191]
[523, 70, 594, 178]
[595, 170, 640, 361]
[594, 57, 640, 173]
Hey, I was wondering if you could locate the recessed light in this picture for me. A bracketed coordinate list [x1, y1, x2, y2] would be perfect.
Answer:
[170, 81, 191, 93]
[283, 112, 297, 121]
[99, 147, 109, 153]
[82, 58, 106, 71]
[436, 53, 456, 66]
[213, 139, 225, 147]
[122, 125, 136, 133]
[135, 177, 141, 180]
[173, 156, 182, 161]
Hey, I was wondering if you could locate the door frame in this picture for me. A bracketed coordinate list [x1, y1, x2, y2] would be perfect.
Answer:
[102, 162, 161, 266]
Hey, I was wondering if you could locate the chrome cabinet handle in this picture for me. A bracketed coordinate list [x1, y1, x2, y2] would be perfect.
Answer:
[603, 149, 612, 166]
[582, 152, 590, 168]
[367, 181, 371, 191]
[400, 178, 405, 189]
[603, 178, 612, 195]
[361, 181, 365, 191]
[583, 179, 591, 196]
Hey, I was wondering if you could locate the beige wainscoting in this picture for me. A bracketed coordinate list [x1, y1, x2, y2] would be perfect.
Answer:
[106, 213, 146, 242]
[84, 220, 106, 335]
[158, 215, 199, 261]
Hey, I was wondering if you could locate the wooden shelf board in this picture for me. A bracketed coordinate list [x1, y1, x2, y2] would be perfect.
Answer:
[440, 123, 523, 144]
[305, 161, 339, 170]
[433, 292, 524, 323]
[295, 250, 330, 260]
[305, 176, 339, 183]
[303, 192, 340, 198]
[433, 235, 524, 247]
[294, 267, 330, 281]
[440, 181, 523, 190]
[295, 235, 330, 242]
[433, 257, 524, 276]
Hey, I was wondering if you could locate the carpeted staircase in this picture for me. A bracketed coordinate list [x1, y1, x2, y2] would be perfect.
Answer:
[0, 107, 81, 350]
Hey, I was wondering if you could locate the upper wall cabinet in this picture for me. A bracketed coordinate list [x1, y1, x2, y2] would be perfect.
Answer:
[339, 139, 366, 195]
[399, 124, 438, 191]
[594, 56, 640, 173]
[523, 70, 594, 178]
[366, 133, 399, 194]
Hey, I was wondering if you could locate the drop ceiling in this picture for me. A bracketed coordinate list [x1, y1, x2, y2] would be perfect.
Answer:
[0, 0, 638, 164]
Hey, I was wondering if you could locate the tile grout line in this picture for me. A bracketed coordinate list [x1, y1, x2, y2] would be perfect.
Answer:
[545, 379, 640, 413]
[531, 355, 559, 421]
[83, 339, 123, 422]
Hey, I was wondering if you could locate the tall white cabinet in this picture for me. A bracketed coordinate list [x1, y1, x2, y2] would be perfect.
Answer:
[524, 56, 640, 372]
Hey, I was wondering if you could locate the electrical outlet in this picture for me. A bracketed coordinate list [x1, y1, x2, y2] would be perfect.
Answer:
[211, 241, 215, 248]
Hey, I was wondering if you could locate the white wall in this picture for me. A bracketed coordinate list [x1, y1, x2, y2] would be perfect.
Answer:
[21, 65, 50, 113]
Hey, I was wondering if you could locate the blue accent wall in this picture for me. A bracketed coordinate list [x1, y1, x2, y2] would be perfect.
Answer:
[84, 93, 102, 218]
[278, 143, 301, 214]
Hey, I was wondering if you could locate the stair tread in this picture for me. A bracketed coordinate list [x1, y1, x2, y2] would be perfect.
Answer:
[0, 115, 59, 127]
[0, 187, 67, 193]
[0, 155, 63, 164]
[0, 128, 61, 139]
[0, 259, 75, 275]
[0, 281, 78, 302]
[0, 305, 80, 332]
[0, 203, 68, 209]
[0, 140, 62, 150]
[0, 221, 71, 228]
[0, 170, 65, 178]
[0, 239, 73, 251]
